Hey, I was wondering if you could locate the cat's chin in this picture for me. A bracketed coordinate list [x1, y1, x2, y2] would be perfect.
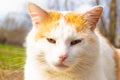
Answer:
[54, 63, 68, 68]
[51, 63, 69, 71]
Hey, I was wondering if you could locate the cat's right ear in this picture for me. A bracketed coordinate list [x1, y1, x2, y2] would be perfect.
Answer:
[27, 3, 49, 28]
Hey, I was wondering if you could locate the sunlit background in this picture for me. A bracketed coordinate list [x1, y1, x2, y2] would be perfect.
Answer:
[0, 0, 120, 80]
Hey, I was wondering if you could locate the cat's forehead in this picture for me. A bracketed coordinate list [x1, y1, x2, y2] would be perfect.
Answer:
[49, 11, 87, 28]
[48, 17, 78, 39]
[42, 11, 87, 30]
[35, 11, 87, 41]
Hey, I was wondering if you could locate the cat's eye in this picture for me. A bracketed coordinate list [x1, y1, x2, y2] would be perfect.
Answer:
[70, 39, 82, 46]
[47, 38, 56, 44]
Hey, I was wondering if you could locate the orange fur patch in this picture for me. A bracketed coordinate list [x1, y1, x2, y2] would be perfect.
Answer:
[35, 11, 89, 41]
[64, 12, 88, 32]
[35, 11, 62, 41]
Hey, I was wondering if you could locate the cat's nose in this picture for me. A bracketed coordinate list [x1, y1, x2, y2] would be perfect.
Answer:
[59, 54, 68, 62]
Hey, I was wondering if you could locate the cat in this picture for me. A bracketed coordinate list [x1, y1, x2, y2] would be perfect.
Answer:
[24, 2, 120, 80]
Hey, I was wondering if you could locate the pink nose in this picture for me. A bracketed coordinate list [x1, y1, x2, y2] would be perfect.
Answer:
[59, 54, 68, 62]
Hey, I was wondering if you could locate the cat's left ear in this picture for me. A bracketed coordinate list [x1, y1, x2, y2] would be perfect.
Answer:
[83, 6, 103, 31]
[27, 2, 49, 28]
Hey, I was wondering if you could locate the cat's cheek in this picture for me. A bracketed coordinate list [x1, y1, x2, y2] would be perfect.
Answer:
[70, 46, 83, 55]
[45, 52, 57, 65]
[67, 46, 84, 61]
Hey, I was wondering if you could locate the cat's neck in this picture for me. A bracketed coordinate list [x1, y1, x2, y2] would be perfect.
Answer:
[95, 30, 116, 80]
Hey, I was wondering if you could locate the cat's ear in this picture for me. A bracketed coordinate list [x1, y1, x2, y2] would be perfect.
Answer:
[27, 3, 49, 28]
[83, 6, 103, 31]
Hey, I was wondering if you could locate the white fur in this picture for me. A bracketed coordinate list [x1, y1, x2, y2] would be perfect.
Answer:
[24, 17, 116, 80]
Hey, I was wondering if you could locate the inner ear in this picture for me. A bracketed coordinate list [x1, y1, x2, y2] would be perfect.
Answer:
[28, 2, 49, 28]
[83, 6, 103, 31]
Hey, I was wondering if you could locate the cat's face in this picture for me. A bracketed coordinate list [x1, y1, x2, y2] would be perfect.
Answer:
[27, 3, 103, 71]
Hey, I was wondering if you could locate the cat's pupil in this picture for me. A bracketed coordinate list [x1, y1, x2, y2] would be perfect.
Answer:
[71, 39, 82, 46]
[47, 38, 56, 44]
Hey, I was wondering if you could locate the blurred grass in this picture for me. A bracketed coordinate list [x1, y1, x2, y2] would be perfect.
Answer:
[0, 44, 25, 70]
